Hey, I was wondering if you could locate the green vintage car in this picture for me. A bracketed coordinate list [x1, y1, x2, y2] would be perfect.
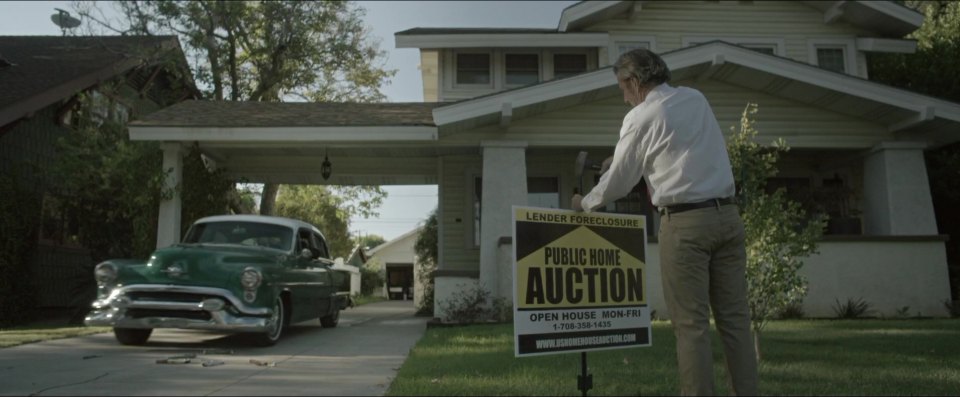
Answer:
[85, 215, 348, 346]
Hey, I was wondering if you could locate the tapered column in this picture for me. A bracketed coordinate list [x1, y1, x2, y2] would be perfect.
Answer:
[480, 140, 527, 301]
[862, 142, 937, 235]
[157, 142, 183, 248]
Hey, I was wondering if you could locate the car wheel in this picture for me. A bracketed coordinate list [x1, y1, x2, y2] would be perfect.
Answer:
[320, 306, 340, 328]
[114, 328, 152, 345]
[252, 296, 285, 346]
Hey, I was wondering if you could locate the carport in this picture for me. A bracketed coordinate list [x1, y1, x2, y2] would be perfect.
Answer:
[128, 101, 450, 248]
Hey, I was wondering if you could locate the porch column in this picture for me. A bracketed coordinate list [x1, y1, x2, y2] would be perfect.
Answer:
[157, 142, 183, 248]
[480, 140, 527, 301]
[862, 142, 937, 235]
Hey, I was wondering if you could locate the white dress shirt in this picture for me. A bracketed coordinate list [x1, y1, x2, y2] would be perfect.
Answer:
[581, 83, 735, 212]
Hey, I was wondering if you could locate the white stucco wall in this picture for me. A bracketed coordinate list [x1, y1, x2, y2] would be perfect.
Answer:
[800, 239, 951, 318]
[436, 238, 951, 321]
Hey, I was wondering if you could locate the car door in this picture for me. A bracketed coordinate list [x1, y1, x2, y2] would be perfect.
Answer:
[290, 228, 327, 323]
[311, 231, 334, 316]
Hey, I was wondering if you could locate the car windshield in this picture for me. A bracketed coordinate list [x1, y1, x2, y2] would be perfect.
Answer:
[182, 221, 293, 251]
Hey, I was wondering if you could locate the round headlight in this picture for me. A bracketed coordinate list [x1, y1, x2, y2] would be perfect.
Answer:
[94, 263, 117, 285]
[240, 268, 262, 290]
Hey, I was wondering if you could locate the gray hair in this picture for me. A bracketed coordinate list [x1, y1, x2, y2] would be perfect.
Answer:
[613, 49, 671, 87]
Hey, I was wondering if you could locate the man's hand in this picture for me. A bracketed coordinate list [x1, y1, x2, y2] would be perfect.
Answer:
[600, 156, 614, 174]
[571, 194, 584, 212]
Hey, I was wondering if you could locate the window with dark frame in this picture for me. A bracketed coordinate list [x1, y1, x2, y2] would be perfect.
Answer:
[505, 53, 540, 85]
[744, 46, 776, 55]
[816, 47, 846, 73]
[473, 176, 561, 247]
[553, 53, 587, 79]
[595, 176, 656, 237]
[456, 53, 491, 85]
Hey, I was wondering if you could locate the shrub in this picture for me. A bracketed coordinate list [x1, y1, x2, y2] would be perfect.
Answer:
[944, 299, 960, 318]
[438, 284, 511, 324]
[833, 297, 873, 319]
[778, 302, 806, 320]
[359, 265, 383, 296]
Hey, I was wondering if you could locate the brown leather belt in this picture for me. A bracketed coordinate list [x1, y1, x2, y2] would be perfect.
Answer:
[659, 197, 736, 216]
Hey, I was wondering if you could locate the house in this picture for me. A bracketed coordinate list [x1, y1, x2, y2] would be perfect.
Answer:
[0, 35, 197, 310]
[365, 227, 426, 307]
[127, 1, 960, 320]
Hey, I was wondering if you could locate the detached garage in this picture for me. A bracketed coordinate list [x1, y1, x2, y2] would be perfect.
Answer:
[365, 227, 425, 306]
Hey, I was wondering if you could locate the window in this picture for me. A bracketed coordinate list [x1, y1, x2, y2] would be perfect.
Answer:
[683, 37, 784, 57]
[608, 36, 657, 64]
[553, 53, 587, 79]
[616, 41, 651, 56]
[596, 177, 656, 237]
[744, 45, 776, 55]
[473, 176, 561, 247]
[312, 232, 330, 259]
[505, 53, 540, 86]
[528, 177, 560, 209]
[816, 47, 846, 73]
[455, 52, 491, 85]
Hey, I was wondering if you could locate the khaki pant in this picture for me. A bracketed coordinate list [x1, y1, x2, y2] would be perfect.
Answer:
[659, 204, 758, 396]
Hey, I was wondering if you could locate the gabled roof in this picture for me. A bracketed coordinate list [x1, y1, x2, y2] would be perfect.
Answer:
[396, 28, 556, 35]
[132, 101, 440, 128]
[0, 35, 193, 127]
[128, 101, 442, 142]
[433, 41, 960, 147]
[366, 227, 423, 257]
[558, 1, 923, 37]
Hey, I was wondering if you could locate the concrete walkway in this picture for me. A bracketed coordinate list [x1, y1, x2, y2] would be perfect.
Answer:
[0, 300, 427, 396]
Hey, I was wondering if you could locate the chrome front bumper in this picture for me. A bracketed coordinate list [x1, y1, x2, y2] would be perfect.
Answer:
[84, 285, 273, 332]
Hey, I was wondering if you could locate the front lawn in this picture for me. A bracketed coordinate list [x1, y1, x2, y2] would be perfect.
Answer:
[388, 319, 960, 396]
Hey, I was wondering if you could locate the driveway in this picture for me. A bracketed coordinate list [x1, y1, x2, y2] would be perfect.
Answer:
[0, 300, 427, 396]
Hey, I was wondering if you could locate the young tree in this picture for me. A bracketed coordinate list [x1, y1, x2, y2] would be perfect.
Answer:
[274, 184, 386, 259]
[726, 103, 826, 361]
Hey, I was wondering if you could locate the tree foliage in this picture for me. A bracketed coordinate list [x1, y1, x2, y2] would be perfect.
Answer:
[726, 103, 826, 360]
[357, 234, 387, 251]
[0, 173, 40, 327]
[77, 0, 394, 103]
[51, 89, 171, 262]
[274, 184, 386, 259]
[414, 208, 439, 315]
[76, 0, 397, 216]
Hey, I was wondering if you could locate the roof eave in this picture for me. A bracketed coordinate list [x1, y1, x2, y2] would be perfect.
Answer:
[433, 42, 960, 141]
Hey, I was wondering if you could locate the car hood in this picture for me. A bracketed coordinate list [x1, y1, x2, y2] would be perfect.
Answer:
[122, 244, 287, 288]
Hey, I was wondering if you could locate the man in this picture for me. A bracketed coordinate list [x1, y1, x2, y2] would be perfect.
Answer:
[572, 49, 758, 396]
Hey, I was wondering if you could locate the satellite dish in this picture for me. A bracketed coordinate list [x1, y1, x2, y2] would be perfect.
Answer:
[51, 8, 81, 30]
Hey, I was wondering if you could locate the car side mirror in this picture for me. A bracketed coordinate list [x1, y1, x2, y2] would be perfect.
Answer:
[300, 248, 313, 259]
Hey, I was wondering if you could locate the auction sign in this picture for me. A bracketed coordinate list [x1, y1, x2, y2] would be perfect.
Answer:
[513, 206, 651, 357]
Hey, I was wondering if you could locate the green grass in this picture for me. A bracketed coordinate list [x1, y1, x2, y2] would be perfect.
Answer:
[0, 325, 110, 348]
[352, 294, 389, 306]
[387, 319, 960, 396]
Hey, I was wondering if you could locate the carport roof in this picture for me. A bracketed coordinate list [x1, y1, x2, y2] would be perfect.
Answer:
[131, 100, 441, 128]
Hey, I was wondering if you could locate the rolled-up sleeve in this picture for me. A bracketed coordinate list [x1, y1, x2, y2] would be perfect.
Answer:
[581, 113, 648, 213]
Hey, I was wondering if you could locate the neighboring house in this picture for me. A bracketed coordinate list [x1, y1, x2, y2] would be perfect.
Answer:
[365, 228, 425, 307]
[0, 35, 197, 309]
[128, 1, 960, 320]
[344, 244, 370, 268]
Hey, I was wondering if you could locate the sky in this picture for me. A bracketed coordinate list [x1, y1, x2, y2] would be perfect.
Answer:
[0, 0, 578, 241]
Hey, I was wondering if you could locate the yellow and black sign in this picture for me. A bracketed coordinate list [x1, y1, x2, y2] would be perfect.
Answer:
[513, 206, 651, 357]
